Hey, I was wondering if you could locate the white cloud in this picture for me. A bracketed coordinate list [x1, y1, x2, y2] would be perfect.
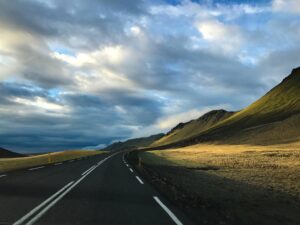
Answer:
[83, 143, 106, 150]
[130, 26, 142, 36]
[51, 45, 137, 93]
[195, 19, 243, 52]
[12, 97, 69, 114]
[74, 69, 137, 93]
[51, 45, 127, 67]
[272, 0, 300, 13]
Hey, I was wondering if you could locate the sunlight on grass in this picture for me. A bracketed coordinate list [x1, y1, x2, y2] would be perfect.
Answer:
[140, 142, 300, 197]
[0, 150, 106, 173]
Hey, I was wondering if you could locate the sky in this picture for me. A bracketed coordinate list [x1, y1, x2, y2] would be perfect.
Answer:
[0, 0, 300, 153]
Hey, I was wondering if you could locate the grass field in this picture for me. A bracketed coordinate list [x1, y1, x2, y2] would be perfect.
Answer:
[0, 150, 106, 173]
[137, 143, 300, 225]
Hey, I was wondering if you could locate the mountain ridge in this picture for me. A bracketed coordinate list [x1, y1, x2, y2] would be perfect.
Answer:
[152, 109, 235, 147]
[104, 67, 300, 151]
[104, 133, 164, 152]
[151, 67, 300, 147]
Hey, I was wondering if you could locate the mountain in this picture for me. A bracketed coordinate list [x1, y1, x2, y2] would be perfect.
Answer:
[104, 133, 164, 152]
[152, 67, 300, 147]
[0, 147, 24, 158]
[152, 110, 235, 146]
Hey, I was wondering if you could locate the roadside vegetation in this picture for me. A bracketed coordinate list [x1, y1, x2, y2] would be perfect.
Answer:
[136, 142, 300, 225]
[0, 150, 105, 173]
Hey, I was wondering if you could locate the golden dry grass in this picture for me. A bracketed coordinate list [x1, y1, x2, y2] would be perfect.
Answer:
[140, 142, 300, 198]
[0, 150, 106, 173]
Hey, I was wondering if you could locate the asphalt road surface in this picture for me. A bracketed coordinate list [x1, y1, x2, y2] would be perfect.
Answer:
[0, 152, 194, 225]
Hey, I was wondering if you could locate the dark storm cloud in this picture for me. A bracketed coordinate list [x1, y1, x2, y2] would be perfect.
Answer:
[64, 92, 163, 126]
[0, 82, 57, 106]
[0, 0, 146, 49]
[0, 82, 45, 98]
[0, 108, 131, 152]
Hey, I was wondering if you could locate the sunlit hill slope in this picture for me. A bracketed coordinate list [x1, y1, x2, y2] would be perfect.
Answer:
[153, 110, 235, 146]
[152, 67, 300, 147]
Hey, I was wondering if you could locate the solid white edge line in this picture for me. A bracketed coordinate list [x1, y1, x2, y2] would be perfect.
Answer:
[129, 168, 133, 173]
[12, 181, 74, 225]
[0, 174, 7, 178]
[28, 166, 45, 171]
[153, 196, 183, 225]
[135, 176, 144, 184]
[14, 153, 118, 225]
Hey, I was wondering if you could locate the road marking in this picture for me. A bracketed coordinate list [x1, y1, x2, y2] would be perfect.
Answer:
[26, 154, 117, 225]
[13, 181, 74, 225]
[97, 159, 104, 165]
[153, 196, 183, 225]
[54, 163, 62, 166]
[129, 168, 133, 173]
[14, 153, 118, 225]
[26, 179, 84, 225]
[135, 176, 144, 184]
[28, 166, 45, 171]
[122, 154, 127, 163]
[0, 174, 7, 178]
[69, 160, 74, 163]
[81, 165, 96, 176]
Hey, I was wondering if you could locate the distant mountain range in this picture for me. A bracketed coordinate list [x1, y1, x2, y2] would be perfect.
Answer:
[105, 67, 300, 151]
[103, 133, 164, 152]
[0, 147, 24, 158]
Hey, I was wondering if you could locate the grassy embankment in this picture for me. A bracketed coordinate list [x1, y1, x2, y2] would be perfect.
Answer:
[137, 143, 300, 225]
[0, 150, 105, 173]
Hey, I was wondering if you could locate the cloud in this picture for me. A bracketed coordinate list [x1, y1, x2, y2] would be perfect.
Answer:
[83, 144, 107, 150]
[195, 19, 244, 53]
[272, 0, 300, 13]
[0, 0, 299, 152]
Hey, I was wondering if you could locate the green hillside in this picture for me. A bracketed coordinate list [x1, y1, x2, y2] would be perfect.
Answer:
[152, 110, 234, 146]
[214, 67, 300, 131]
[153, 67, 300, 147]
[104, 133, 164, 151]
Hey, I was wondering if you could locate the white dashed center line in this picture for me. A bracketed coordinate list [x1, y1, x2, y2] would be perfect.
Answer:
[28, 166, 45, 171]
[135, 176, 144, 184]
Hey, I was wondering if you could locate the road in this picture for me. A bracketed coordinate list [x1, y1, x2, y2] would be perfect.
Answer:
[0, 152, 193, 225]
